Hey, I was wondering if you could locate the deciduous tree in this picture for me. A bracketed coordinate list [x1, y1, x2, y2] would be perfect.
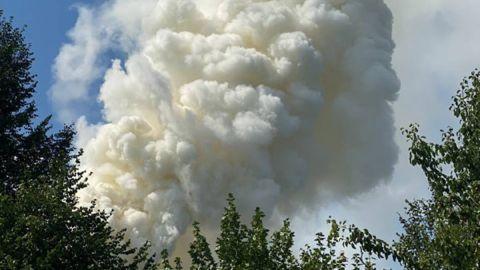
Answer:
[396, 69, 480, 269]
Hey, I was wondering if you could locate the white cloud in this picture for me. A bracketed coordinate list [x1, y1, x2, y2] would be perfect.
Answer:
[50, 6, 105, 122]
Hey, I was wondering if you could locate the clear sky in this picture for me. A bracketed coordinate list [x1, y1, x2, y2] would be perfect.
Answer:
[1, 1, 480, 269]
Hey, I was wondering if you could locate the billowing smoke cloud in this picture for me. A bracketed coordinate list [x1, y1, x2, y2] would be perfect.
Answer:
[55, 0, 399, 253]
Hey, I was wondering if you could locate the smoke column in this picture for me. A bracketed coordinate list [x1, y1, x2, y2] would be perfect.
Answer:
[53, 0, 399, 253]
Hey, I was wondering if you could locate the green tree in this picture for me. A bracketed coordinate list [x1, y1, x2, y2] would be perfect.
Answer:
[246, 208, 271, 269]
[174, 257, 184, 270]
[0, 9, 49, 195]
[300, 219, 393, 270]
[300, 221, 348, 270]
[160, 249, 173, 270]
[162, 194, 396, 270]
[215, 193, 249, 269]
[189, 221, 217, 270]
[270, 219, 300, 270]
[0, 11, 155, 269]
[395, 69, 480, 269]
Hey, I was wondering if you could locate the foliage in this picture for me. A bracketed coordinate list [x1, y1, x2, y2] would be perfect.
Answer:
[300, 219, 394, 270]
[0, 10, 155, 269]
[215, 193, 250, 269]
[396, 70, 480, 269]
[247, 208, 271, 269]
[0, 182, 157, 269]
[0, 9, 39, 195]
[160, 194, 396, 270]
[189, 222, 217, 270]
[270, 219, 299, 270]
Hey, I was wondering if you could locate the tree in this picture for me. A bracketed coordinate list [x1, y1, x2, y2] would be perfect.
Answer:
[0, 9, 84, 202]
[246, 208, 271, 269]
[174, 257, 183, 270]
[395, 69, 480, 269]
[189, 222, 217, 270]
[160, 249, 173, 270]
[0, 186, 156, 269]
[0, 9, 38, 194]
[270, 219, 300, 270]
[215, 193, 249, 269]
[160, 194, 395, 270]
[0, 11, 155, 269]
[299, 219, 394, 270]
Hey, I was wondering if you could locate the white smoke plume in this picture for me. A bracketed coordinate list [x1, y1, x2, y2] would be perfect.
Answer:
[55, 0, 399, 253]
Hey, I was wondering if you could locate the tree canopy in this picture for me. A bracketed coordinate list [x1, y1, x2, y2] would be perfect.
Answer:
[395, 70, 480, 269]
[159, 194, 396, 270]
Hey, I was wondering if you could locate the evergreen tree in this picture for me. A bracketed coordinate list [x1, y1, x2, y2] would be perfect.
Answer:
[0, 9, 42, 194]
[0, 11, 155, 269]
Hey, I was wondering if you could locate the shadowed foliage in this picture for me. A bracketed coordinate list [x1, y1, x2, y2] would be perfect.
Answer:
[0, 10, 156, 269]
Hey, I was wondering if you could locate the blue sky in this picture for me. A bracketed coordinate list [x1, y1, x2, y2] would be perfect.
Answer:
[0, 0, 93, 126]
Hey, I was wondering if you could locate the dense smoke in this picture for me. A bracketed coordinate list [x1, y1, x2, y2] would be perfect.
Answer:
[52, 0, 399, 253]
